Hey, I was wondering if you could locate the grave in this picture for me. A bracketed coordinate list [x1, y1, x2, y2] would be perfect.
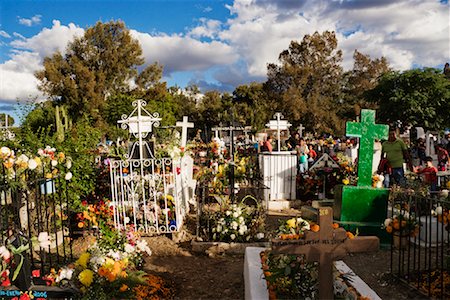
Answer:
[271, 207, 380, 300]
[333, 109, 390, 241]
[259, 113, 296, 209]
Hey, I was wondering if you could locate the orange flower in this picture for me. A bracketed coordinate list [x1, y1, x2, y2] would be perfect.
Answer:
[119, 284, 128, 292]
[332, 223, 339, 229]
[346, 231, 355, 239]
[77, 222, 84, 228]
[310, 224, 320, 232]
[98, 267, 108, 278]
[385, 225, 393, 233]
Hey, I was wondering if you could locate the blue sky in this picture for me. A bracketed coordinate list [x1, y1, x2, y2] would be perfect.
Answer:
[0, 0, 449, 125]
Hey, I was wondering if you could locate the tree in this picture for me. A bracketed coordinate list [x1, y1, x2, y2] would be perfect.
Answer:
[340, 50, 390, 120]
[265, 31, 344, 134]
[0, 113, 14, 127]
[366, 68, 450, 131]
[35, 21, 145, 128]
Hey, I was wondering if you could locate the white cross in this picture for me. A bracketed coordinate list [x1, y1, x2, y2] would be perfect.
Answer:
[176, 116, 194, 147]
[212, 126, 220, 139]
[266, 112, 291, 152]
[298, 124, 305, 138]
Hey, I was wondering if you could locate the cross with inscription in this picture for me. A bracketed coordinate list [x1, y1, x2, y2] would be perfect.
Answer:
[272, 207, 379, 300]
[346, 109, 388, 187]
[176, 116, 194, 147]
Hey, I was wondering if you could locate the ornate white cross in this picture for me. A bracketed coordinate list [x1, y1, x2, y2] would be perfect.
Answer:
[266, 112, 291, 152]
[298, 124, 305, 138]
[176, 116, 194, 147]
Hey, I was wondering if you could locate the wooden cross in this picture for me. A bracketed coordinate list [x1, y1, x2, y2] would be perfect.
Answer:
[298, 123, 305, 138]
[266, 112, 291, 152]
[346, 109, 388, 187]
[176, 116, 194, 147]
[271, 207, 379, 300]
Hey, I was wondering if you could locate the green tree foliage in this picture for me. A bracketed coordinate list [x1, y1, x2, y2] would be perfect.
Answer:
[366, 68, 450, 131]
[340, 50, 390, 120]
[0, 113, 15, 127]
[265, 31, 344, 134]
[35, 20, 144, 128]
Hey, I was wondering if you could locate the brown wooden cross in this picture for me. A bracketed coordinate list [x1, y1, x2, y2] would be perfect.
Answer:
[271, 207, 379, 300]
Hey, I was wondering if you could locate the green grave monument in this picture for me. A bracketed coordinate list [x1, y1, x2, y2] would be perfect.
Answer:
[333, 109, 390, 239]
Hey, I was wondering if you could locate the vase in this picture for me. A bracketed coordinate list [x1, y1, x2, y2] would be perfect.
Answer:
[393, 232, 408, 249]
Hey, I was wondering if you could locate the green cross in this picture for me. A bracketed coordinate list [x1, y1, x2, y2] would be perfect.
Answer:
[346, 109, 388, 187]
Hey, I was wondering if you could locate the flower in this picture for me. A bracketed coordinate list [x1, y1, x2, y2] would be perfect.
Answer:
[120, 284, 129, 292]
[65, 172, 73, 180]
[55, 267, 74, 283]
[0, 246, 11, 261]
[77, 252, 91, 269]
[78, 269, 94, 287]
[38, 232, 51, 249]
[286, 218, 296, 228]
[384, 213, 419, 236]
[28, 158, 38, 170]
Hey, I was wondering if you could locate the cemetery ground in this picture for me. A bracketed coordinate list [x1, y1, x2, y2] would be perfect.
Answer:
[128, 214, 425, 300]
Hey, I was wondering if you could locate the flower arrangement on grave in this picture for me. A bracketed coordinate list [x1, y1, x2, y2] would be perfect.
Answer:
[201, 197, 265, 243]
[384, 212, 419, 237]
[335, 152, 358, 186]
[0, 241, 30, 288]
[275, 218, 356, 240]
[44, 223, 155, 299]
[76, 199, 114, 229]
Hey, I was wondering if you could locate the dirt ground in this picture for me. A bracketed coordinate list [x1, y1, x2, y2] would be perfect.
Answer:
[143, 214, 429, 300]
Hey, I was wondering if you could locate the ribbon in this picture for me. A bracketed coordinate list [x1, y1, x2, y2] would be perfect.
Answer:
[8, 243, 29, 281]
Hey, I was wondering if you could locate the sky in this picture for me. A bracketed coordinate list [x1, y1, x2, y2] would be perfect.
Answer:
[0, 0, 449, 125]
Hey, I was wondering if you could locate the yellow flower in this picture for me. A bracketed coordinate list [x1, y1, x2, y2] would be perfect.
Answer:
[447, 181, 450, 189]
[45, 173, 53, 179]
[78, 269, 94, 287]
[342, 179, 350, 185]
[76, 252, 90, 269]
[286, 218, 296, 228]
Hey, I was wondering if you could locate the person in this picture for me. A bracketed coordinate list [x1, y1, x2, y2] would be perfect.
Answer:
[261, 135, 273, 153]
[416, 138, 426, 165]
[296, 138, 309, 173]
[436, 144, 450, 171]
[308, 144, 317, 163]
[286, 132, 299, 151]
[414, 156, 438, 192]
[380, 129, 412, 187]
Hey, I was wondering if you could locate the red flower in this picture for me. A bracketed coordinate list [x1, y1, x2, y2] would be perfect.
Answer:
[1, 278, 11, 287]
[176, 167, 181, 175]
[81, 200, 88, 206]
[19, 293, 31, 300]
[32, 269, 40, 278]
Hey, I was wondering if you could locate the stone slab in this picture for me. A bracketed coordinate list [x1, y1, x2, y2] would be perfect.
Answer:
[191, 241, 270, 255]
[244, 247, 269, 300]
[267, 200, 290, 211]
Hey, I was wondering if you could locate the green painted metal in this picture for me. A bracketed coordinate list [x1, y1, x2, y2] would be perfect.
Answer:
[346, 109, 388, 187]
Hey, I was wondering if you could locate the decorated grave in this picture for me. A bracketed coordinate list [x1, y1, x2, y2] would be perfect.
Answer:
[109, 100, 194, 234]
[333, 109, 390, 240]
[244, 207, 381, 300]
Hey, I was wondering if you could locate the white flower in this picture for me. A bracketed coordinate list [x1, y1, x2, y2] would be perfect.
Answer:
[384, 218, 392, 227]
[66, 160, 72, 169]
[136, 240, 152, 256]
[238, 225, 247, 235]
[230, 234, 236, 240]
[403, 212, 410, 219]
[0, 147, 12, 158]
[65, 172, 73, 180]
[231, 221, 238, 230]
[223, 229, 228, 234]
[124, 217, 130, 224]
[17, 154, 29, 163]
[124, 243, 135, 254]
[246, 236, 251, 241]
[216, 225, 222, 233]
[238, 216, 244, 223]
[28, 158, 38, 170]
[232, 212, 239, 218]
[256, 233, 264, 240]
[56, 267, 74, 283]
[37, 149, 44, 156]
[90, 255, 105, 268]
[51, 160, 58, 167]
[0, 246, 11, 261]
[38, 232, 51, 249]
[436, 206, 443, 215]
[226, 211, 231, 216]
[297, 218, 310, 231]
[107, 250, 121, 260]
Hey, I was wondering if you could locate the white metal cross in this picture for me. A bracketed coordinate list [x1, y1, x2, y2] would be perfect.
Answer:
[298, 124, 305, 138]
[266, 112, 291, 152]
[176, 116, 194, 147]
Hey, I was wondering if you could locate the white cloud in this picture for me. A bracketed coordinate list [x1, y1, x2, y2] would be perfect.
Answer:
[188, 18, 222, 39]
[0, 31, 11, 38]
[0, 21, 84, 102]
[18, 14, 42, 27]
[131, 30, 238, 73]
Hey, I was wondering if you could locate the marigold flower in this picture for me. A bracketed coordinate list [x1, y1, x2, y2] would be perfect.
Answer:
[78, 269, 94, 287]
[119, 284, 129, 292]
[76, 252, 90, 269]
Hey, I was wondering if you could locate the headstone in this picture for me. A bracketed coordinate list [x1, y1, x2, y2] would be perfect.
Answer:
[272, 207, 379, 300]
[334, 109, 390, 241]
[176, 116, 194, 147]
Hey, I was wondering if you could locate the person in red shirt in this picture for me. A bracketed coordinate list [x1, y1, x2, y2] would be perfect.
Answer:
[415, 156, 438, 192]
[308, 144, 317, 162]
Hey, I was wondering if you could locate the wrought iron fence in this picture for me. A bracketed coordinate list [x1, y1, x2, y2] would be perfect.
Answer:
[389, 190, 450, 299]
[0, 171, 73, 289]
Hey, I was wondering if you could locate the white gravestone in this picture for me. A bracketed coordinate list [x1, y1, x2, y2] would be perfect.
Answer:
[176, 116, 194, 147]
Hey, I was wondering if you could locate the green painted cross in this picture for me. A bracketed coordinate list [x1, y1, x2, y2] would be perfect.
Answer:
[346, 109, 388, 187]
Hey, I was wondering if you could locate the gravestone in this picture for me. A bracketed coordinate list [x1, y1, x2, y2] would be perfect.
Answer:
[272, 207, 379, 300]
[333, 109, 390, 240]
[176, 116, 194, 148]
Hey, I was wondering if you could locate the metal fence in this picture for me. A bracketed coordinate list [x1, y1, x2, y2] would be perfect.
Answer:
[109, 157, 185, 234]
[390, 191, 450, 299]
[0, 172, 73, 289]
